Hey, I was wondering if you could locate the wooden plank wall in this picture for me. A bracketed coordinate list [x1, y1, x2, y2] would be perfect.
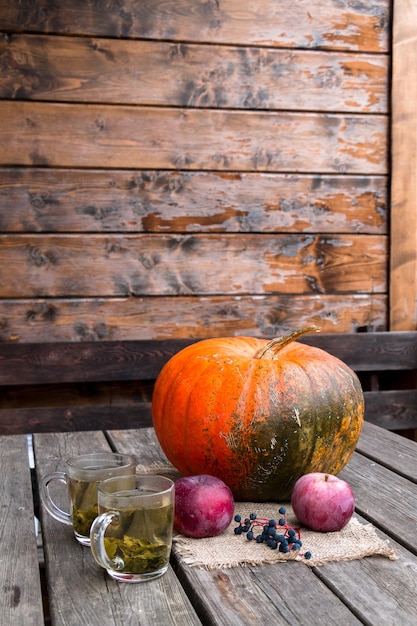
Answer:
[0, 0, 391, 343]
[390, 0, 417, 331]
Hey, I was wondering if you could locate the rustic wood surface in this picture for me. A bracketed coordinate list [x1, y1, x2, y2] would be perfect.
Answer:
[0, 295, 388, 343]
[0, 0, 392, 342]
[361, 389, 417, 431]
[2, 419, 416, 625]
[0, 403, 152, 436]
[0, 101, 388, 173]
[0, 0, 390, 51]
[107, 425, 417, 626]
[339, 453, 417, 555]
[324, 414, 417, 610]
[308, 514, 417, 625]
[0, 435, 44, 625]
[390, 0, 417, 330]
[0, 169, 387, 235]
[356, 420, 417, 481]
[0, 34, 388, 113]
[34, 431, 201, 626]
[0, 233, 387, 297]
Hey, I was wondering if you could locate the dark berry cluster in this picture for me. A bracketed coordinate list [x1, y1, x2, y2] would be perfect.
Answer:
[233, 507, 312, 560]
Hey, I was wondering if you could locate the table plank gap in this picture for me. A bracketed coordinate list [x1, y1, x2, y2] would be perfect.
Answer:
[339, 453, 417, 556]
[355, 421, 417, 483]
[0, 435, 45, 625]
[311, 513, 417, 626]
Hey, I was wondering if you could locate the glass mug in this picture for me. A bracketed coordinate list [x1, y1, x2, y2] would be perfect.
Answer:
[40, 452, 137, 545]
[90, 474, 174, 583]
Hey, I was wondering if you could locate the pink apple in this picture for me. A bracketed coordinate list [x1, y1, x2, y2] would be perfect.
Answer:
[174, 474, 234, 538]
[291, 472, 355, 532]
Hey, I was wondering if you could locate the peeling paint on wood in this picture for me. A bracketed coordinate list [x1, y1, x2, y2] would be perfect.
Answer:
[0, 0, 390, 52]
[0, 295, 387, 343]
[0, 169, 387, 234]
[0, 234, 387, 298]
[0, 35, 388, 113]
[0, 102, 388, 174]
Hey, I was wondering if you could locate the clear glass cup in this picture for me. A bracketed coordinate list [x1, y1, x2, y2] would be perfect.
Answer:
[90, 474, 174, 583]
[40, 452, 137, 545]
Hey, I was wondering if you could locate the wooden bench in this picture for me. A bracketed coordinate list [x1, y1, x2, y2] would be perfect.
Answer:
[0, 331, 416, 437]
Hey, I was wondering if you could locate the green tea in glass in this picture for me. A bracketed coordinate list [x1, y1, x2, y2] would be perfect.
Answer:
[90, 474, 174, 582]
[40, 452, 137, 545]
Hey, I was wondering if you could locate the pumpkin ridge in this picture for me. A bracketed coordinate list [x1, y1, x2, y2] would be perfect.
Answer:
[152, 343, 217, 471]
[215, 356, 268, 495]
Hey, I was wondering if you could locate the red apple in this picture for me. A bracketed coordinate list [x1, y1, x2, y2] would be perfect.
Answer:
[291, 472, 355, 532]
[174, 474, 234, 538]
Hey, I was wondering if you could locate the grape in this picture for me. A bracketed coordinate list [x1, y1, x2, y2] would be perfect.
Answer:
[233, 508, 311, 559]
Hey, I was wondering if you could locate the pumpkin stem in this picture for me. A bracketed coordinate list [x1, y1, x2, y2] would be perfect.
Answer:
[255, 326, 321, 359]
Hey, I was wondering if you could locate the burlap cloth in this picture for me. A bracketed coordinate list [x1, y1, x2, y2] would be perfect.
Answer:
[136, 463, 397, 569]
[173, 503, 397, 569]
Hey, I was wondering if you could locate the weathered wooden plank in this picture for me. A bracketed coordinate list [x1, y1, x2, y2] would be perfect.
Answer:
[0, 294, 388, 342]
[172, 555, 364, 625]
[0, 233, 387, 297]
[312, 514, 417, 626]
[0, 403, 152, 435]
[0, 0, 390, 52]
[1, 378, 154, 406]
[390, 0, 417, 330]
[0, 34, 389, 113]
[34, 431, 202, 626]
[300, 330, 417, 370]
[0, 294, 388, 343]
[339, 454, 417, 553]
[0, 168, 388, 235]
[0, 340, 192, 385]
[0, 101, 388, 174]
[356, 420, 417, 482]
[0, 435, 45, 625]
[362, 390, 417, 431]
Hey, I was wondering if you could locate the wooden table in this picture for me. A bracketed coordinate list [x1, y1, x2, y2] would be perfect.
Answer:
[2, 421, 417, 625]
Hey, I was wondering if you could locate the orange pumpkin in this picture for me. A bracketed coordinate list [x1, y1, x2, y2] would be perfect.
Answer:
[152, 328, 364, 501]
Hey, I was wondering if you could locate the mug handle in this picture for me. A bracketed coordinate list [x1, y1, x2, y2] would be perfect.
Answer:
[39, 472, 72, 526]
[90, 512, 124, 571]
